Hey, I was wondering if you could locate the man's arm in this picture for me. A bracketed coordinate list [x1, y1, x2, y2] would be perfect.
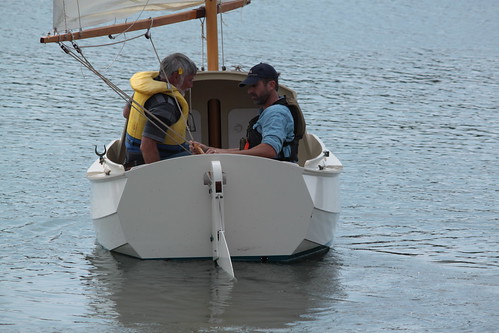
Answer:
[123, 103, 131, 118]
[140, 94, 181, 163]
[205, 143, 276, 158]
[141, 136, 161, 163]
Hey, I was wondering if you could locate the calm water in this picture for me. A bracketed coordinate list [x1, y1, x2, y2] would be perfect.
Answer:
[1, 0, 498, 332]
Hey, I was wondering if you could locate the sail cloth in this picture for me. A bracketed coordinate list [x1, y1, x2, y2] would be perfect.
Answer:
[53, 0, 210, 32]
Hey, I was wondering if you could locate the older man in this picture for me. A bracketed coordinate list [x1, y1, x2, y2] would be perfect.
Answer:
[124, 53, 197, 166]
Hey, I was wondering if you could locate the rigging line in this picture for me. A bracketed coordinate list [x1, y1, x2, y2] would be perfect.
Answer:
[70, 44, 191, 149]
[62, 43, 168, 134]
[147, 33, 195, 142]
[187, 88, 195, 133]
[219, 1, 225, 69]
[75, 32, 135, 74]
[76, 0, 82, 32]
[110, 0, 153, 39]
[78, 33, 145, 48]
[184, 89, 195, 141]
[63, 42, 136, 106]
[128, 101, 191, 153]
[98, 37, 127, 73]
[67, 0, 151, 40]
[61, 1, 68, 33]
[72, 22, 151, 82]
[127, 99, 192, 153]
[68, 43, 128, 100]
[66, 5, 152, 73]
[59, 42, 191, 151]
[200, 18, 206, 70]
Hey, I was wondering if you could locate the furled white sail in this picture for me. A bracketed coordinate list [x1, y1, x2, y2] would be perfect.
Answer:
[53, 0, 208, 32]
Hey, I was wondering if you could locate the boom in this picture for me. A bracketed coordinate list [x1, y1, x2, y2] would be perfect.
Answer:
[40, 0, 250, 44]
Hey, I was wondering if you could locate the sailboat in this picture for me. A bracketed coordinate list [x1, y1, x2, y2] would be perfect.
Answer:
[40, 0, 342, 278]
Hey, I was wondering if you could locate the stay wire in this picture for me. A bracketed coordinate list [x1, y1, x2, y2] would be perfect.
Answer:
[59, 42, 192, 153]
[200, 18, 206, 70]
[219, 1, 225, 70]
[147, 33, 195, 142]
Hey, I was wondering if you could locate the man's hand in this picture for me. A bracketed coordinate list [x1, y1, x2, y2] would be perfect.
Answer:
[189, 141, 207, 154]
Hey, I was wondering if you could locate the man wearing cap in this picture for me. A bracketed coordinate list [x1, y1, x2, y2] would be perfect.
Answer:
[190, 63, 296, 161]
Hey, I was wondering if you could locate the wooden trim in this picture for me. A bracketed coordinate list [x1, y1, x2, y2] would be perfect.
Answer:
[40, 0, 250, 44]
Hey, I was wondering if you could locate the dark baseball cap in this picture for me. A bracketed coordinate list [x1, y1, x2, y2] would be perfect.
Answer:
[239, 63, 279, 87]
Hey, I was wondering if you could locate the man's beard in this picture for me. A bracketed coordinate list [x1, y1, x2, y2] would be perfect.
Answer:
[252, 91, 270, 106]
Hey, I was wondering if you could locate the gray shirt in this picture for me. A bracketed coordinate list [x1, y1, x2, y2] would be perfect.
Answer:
[142, 93, 181, 143]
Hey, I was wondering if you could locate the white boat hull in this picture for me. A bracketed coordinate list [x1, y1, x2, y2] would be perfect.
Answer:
[87, 137, 341, 261]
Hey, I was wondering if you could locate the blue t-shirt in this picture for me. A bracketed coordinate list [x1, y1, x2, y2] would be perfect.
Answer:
[253, 104, 295, 159]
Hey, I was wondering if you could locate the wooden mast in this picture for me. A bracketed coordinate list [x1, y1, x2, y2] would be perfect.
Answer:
[206, 0, 221, 147]
[205, 0, 219, 71]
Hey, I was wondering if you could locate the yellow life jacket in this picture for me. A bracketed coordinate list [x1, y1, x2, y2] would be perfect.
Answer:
[126, 71, 189, 145]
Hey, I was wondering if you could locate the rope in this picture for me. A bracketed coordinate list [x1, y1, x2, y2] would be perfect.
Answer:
[59, 41, 192, 154]
[76, 0, 82, 32]
[110, 0, 152, 40]
[147, 33, 195, 142]
[200, 18, 206, 71]
[78, 33, 145, 48]
[219, 1, 226, 70]
[57, 0, 203, 155]
[61, 0, 68, 33]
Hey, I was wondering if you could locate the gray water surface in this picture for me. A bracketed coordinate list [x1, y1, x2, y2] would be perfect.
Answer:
[1, 0, 498, 332]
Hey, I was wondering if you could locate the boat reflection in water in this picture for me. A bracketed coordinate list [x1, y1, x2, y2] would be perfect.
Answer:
[83, 248, 343, 330]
